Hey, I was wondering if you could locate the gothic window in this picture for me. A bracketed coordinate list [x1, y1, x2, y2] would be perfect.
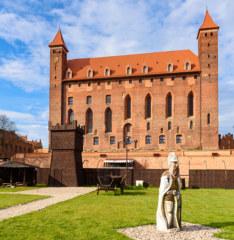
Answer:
[86, 108, 93, 133]
[145, 135, 151, 144]
[159, 135, 165, 144]
[124, 95, 131, 119]
[176, 135, 182, 144]
[188, 91, 194, 116]
[145, 94, 151, 119]
[166, 92, 172, 117]
[68, 109, 74, 124]
[189, 120, 193, 129]
[167, 63, 173, 72]
[105, 107, 112, 133]
[207, 113, 211, 125]
[123, 123, 132, 147]
[86, 96, 92, 104]
[168, 121, 172, 130]
[106, 95, 111, 104]
[147, 122, 150, 131]
[68, 97, 73, 105]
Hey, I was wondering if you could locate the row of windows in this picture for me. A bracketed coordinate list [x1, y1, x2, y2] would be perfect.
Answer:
[67, 74, 198, 84]
[81, 62, 193, 78]
[68, 95, 111, 106]
[68, 91, 195, 123]
[91, 134, 183, 146]
[68, 106, 211, 133]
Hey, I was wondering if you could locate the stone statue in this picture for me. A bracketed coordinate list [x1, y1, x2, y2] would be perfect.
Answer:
[156, 152, 182, 231]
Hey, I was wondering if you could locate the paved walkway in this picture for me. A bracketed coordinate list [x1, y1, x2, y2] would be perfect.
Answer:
[0, 187, 96, 221]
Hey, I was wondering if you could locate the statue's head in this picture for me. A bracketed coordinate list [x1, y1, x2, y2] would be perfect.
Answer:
[167, 152, 179, 177]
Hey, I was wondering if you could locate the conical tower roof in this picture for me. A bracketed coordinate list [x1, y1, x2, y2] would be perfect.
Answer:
[197, 10, 219, 38]
[49, 29, 68, 52]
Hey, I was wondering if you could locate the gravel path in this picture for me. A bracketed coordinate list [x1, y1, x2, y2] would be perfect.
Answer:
[119, 222, 224, 240]
[0, 187, 95, 221]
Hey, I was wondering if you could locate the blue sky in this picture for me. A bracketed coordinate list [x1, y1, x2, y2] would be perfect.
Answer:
[0, 0, 233, 147]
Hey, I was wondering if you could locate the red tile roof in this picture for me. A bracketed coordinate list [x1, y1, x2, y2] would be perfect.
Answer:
[66, 49, 200, 81]
[197, 10, 219, 38]
[49, 30, 68, 52]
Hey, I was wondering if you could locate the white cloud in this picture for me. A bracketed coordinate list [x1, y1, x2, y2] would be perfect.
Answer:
[0, 58, 48, 91]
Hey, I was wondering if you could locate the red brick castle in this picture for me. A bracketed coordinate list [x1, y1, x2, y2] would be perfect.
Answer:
[49, 10, 219, 160]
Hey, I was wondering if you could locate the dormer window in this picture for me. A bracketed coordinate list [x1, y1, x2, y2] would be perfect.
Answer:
[66, 68, 72, 79]
[104, 67, 111, 76]
[142, 65, 148, 74]
[184, 61, 191, 71]
[167, 63, 173, 72]
[87, 69, 94, 78]
[126, 66, 132, 75]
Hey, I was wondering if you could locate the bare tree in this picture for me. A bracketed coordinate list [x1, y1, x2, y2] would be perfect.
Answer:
[0, 114, 16, 131]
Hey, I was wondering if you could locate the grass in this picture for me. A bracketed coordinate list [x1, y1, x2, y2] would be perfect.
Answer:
[0, 194, 48, 209]
[0, 188, 233, 240]
[0, 184, 46, 192]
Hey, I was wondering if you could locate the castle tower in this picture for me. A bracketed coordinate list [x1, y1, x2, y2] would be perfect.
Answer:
[198, 10, 219, 149]
[49, 30, 68, 127]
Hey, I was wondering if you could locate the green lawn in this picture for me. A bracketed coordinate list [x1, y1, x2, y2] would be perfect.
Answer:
[0, 194, 48, 209]
[0, 188, 233, 240]
[0, 184, 46, 192]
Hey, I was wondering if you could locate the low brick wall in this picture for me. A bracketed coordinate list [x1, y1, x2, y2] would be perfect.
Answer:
[189, 170, 234, 188]
[83, 168, 165, 187]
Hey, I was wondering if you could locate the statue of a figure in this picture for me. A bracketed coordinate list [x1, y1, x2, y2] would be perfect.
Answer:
[156, 152, 182, 231]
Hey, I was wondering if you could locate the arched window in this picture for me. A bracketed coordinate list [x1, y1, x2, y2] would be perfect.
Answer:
[188, 91, 194, 116]
[145, 94, 151, 119]
[126, 66, 132, 75]
[167, 64, 173, 72]
[143, 65, 148, 74]
[168, 121, 172, 130]
[68, 109, 74, 124]
[123, 123, 132, 147]
[104, 68, 110, 76]
[124, 95, 131, 119]
[166, 93, 172, 117]
[189, 120, 193, 129]
[87, 69, 93, 78]
[86, 108, 93, 133]
[105, 107, 112, 132]
[185, 62, 191, 71]
[207, 113, 210, 125]
[66, 68, 72, 79]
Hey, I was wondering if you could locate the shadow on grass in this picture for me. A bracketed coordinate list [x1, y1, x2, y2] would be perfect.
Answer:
[121, 191, 146, 196]
[208, 222, 234, 229]
[97, 191, 146, 196]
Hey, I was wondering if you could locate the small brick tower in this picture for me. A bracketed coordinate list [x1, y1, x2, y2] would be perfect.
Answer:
[198, 10, 219, 149]
[49, 121, 84, 186]
[49, 30, 68, 126]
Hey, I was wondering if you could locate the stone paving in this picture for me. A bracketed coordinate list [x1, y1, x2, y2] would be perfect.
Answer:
[0, 187, 95, 221]
[119, 222, 224, 240]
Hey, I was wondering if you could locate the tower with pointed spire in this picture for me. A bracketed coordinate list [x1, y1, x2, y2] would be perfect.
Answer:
[198, 10, 219, 149]
[49, 30, 68, 127]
